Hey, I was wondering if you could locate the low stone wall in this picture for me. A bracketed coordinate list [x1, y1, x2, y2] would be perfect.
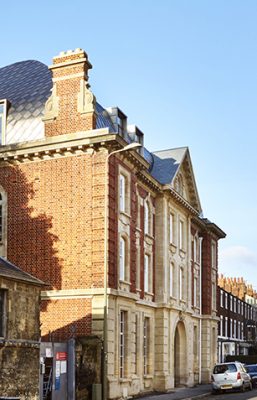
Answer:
[0, 344, 40, 400]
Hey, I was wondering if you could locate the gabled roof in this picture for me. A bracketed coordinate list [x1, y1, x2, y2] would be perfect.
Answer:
[150, 147, 187, 184]
[0, 257, 45, 286]
[0, 60, 115, 144]
[150, 147, 202, 213]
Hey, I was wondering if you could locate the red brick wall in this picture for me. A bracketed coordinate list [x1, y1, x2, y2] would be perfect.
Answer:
[41, 298, 92, 340]
[107, 156, 156, 297]
[45, 51, 96, 137]
[201, 232, 218, 315]
[0, 150, 108, 337]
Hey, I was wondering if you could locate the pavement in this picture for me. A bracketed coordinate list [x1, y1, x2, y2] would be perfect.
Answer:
[138, 384, 212, 400]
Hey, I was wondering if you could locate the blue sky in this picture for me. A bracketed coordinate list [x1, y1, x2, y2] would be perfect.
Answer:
[1, 0, 257, 288]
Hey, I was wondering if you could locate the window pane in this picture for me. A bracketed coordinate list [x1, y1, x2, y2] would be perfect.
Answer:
[144, 255, 149, 292]
[120, 311, 126, 378]
[119, 175, 125, 212]
[170, 263, 173, 296]
[179, 221, 184, 249]
[179, 267, 183, 300]
[144, 202, 150, 235]
[119, 238, 125, 280]
[169, 214, 173, 243]
[143, 317, 149, 375]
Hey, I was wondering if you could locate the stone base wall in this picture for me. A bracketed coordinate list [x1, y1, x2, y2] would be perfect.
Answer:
[106, 294, 201, 399]
[0, 345, 40, 399]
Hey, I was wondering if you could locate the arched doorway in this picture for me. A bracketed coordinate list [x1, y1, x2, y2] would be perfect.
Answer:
[174, 321, 187, 386]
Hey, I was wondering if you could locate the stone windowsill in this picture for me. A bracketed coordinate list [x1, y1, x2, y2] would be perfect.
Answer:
[119, 378, 132, 383]
[144, 292, 154, 302]
[119, 280, 131, 292]
[143, 374, 153, 379]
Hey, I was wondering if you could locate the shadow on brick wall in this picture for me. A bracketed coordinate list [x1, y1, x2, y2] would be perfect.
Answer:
[0, 165, 63, 296]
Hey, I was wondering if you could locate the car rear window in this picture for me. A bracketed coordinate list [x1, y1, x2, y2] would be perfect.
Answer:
[213, 364, 237, 374]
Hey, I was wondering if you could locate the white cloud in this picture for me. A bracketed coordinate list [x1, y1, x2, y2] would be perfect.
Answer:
[219, 246, 257, 289]
[220, 246, 257, 266]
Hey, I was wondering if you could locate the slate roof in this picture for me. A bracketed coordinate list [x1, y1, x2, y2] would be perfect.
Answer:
[0, 60, 115, 144]
[0, 257, 45, 286]
[0, 59, 198, 207]
[150, 147, 187, 185]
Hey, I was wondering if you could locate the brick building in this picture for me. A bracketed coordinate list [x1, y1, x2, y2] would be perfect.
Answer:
[0, 49, 225, 398]
[217, 285, 257, 362]
[0, 257, 44, 399]
[218, 275, 257, 304]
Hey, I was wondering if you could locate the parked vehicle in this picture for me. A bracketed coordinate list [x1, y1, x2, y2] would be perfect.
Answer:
[244, 364, 257, 388]
[211, 362, 252, 393]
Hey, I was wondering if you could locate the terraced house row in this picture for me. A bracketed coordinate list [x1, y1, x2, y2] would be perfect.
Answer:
[0, 48, 225, 399]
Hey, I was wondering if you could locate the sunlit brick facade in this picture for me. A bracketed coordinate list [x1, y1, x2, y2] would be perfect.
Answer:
[0, 48, 225, 398]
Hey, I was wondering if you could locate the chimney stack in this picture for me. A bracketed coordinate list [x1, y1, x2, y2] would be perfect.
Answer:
[43, 48, 96, 137]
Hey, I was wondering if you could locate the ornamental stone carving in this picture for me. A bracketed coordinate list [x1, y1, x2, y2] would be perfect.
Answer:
[42, 84, 59, 121]
[77, 80, 96, 115]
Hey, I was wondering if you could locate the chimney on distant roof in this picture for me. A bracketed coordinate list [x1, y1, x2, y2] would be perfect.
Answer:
[43, 48, 97, 137]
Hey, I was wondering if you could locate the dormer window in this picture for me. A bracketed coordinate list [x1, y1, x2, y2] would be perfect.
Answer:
[115, 114, 125, 136]
[107, 107, 127, 138]
[0, 100, 8, 145]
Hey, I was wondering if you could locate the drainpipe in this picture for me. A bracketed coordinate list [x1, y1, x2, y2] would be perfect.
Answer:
[199, 237, 203, 385]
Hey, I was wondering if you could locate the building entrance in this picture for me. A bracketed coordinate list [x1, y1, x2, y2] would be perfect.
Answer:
[174, 321, 187, 387]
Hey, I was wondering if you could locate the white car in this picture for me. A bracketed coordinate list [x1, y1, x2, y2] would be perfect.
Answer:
[211, 362, 252, 393]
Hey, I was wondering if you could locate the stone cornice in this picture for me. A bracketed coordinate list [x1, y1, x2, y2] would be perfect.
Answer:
[136, 169, 162, 193]
[163, 185, 199, 216]
[0, 129, 149, 171]
[192, 216, 226, 239]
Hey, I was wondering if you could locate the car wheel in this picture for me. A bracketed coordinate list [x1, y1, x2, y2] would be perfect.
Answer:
[241, 382, 246, 392]
[212, 388, 219, 395]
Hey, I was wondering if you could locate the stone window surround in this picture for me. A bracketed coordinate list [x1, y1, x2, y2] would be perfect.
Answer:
[193, 276, 197, 307]
[118, 233, 131, 290]
[169, 261, 174, 298]
[179, 266, 184, 301]
[211, 240, 217, 269]
[119, 310, 127, 379]
[169, 212, 175, 245]
[144, 253, 152, 294]
[119, 236, 126, 281]
[143, 316, 150, 376]
[118, 165, 131, 217]
[144, 195, 154, 238]
[178, 218, 186, 252]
